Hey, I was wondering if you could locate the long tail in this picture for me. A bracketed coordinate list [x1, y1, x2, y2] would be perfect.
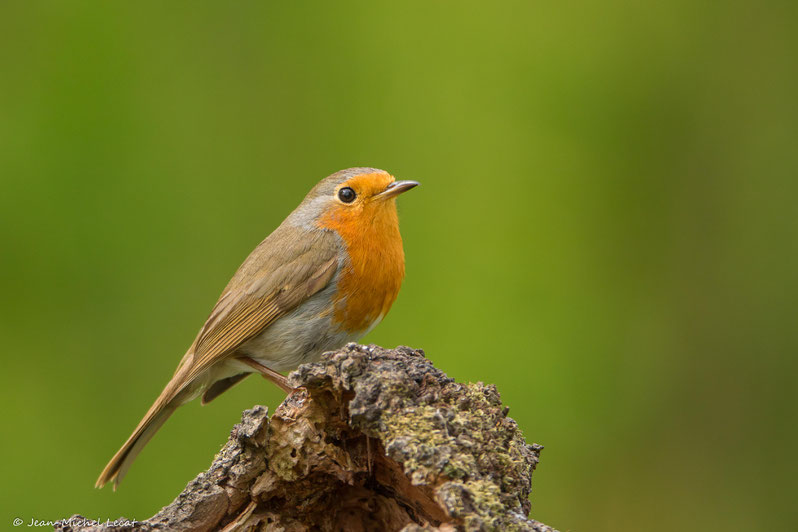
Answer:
[96, 351, 196, 490]
[95, 401, 178, 490]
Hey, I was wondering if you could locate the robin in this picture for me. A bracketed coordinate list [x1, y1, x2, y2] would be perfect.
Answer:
[96, 167, 418, 489]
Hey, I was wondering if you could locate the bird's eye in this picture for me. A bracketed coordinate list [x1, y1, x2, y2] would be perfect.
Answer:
[338, 187, 356, 203]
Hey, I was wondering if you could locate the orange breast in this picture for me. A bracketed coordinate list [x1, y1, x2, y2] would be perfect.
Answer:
[318, 197, 405, 334]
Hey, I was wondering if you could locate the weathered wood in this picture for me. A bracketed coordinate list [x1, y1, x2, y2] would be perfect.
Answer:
[57, 344, 557, 532]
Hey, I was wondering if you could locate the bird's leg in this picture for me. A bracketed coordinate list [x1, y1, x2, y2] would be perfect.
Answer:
[239, 357, 293, 394]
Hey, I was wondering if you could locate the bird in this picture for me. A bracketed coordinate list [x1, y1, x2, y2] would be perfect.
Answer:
[96, 167, 418, 490]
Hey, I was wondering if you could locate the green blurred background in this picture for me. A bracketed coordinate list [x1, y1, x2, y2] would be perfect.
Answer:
[1, 1, 796, 530]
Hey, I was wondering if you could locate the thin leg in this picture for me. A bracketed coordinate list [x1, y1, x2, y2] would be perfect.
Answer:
[239, 357, 293, 394]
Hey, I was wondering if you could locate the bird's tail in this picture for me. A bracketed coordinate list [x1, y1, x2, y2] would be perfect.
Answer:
[95, 396, 179, 490]
[96, 350, 197, 490]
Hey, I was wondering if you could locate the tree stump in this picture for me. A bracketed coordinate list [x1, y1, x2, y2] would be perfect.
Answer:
[57, 344, 557, 531]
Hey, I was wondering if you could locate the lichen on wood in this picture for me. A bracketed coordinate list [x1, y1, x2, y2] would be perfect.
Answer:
[57, 344, 556, 532]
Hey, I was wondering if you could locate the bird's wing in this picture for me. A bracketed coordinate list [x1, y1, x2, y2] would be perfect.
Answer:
[176, 228, 341, 392]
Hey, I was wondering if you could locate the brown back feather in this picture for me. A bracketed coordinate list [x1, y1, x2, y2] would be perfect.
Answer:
[96, 225, 342, 489]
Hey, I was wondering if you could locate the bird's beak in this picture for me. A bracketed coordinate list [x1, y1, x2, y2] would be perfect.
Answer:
[376, 180, 420, 200]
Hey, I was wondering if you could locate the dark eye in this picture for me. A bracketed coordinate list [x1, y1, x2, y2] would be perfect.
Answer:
[338, 187, 356, 203]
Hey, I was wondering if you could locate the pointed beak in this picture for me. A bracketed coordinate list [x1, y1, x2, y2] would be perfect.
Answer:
[377, 180, 420, 200]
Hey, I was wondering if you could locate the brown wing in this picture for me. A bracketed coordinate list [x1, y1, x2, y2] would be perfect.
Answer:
[177, 230, 341, 391]
[96, 228, 341, 489]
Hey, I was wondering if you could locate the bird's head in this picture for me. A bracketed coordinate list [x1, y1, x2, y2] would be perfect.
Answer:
[291, 168, 419, 235]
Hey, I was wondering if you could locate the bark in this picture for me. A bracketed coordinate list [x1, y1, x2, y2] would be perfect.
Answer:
[57, 344, 557, 532]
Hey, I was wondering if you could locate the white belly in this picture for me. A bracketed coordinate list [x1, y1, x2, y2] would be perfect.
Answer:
[237, 284, 359, 372]
[198, 283, 383, 397]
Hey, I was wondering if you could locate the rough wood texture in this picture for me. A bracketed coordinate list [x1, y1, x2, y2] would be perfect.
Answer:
[57, 344, 557, 532]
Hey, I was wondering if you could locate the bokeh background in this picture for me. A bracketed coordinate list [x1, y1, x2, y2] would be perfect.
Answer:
[1, 2, 796, 530]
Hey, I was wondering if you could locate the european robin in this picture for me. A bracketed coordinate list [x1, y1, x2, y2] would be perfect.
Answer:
[96, 167, 418, 489]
